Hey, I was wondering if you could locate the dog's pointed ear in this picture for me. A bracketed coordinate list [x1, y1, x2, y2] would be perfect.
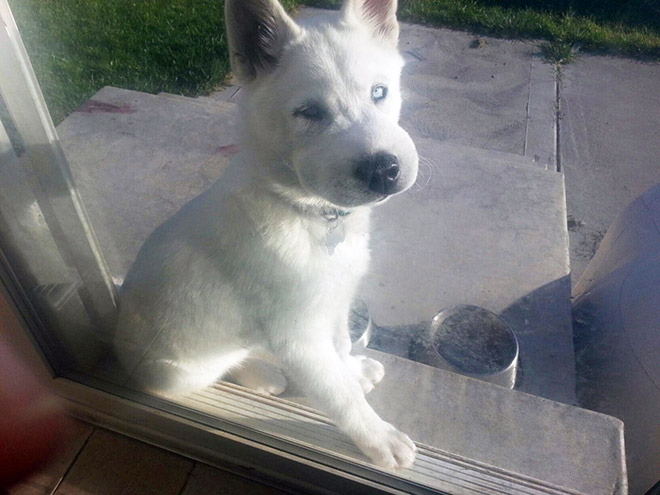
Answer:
[225, 0, 301, 82]
[341, 0, 399, 44]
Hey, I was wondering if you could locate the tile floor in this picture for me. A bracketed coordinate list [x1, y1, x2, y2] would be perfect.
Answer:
[6, 419, 291, 495]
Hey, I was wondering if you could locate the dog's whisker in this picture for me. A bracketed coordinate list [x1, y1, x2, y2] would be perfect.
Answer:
[411, 154, 437, 192]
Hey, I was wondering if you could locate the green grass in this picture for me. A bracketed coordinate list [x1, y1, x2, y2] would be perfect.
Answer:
[8, 0, 235, 123]
[306, 0, 660, 59]
[540, 39, 579, 64]
[7, 0, 660, 124]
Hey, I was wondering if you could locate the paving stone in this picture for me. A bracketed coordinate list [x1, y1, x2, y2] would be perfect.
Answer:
[559, 55, 660, 284]
[399, 27, 540, 157]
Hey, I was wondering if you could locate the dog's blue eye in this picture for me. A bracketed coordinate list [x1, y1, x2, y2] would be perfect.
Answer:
[372, 85, 388, 102]
[293, 103, 326, 121]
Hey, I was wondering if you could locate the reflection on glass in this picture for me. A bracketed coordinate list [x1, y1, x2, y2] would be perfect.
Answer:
[5, 0, 641, 490]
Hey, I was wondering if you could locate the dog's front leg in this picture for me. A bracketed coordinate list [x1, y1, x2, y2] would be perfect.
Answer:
[334, 315, 385, 394]
[272, 337, 416, 470]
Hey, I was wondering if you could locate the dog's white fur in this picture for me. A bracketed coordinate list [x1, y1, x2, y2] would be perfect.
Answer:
[114, 0, 418, 469]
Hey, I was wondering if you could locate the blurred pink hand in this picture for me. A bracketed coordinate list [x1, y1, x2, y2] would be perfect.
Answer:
[0, 341, 71, 489]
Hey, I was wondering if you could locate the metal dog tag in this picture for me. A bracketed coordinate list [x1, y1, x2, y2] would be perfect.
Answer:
[325, 222, 346, 255]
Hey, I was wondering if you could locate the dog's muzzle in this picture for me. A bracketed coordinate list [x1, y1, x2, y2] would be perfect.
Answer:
[354, 152, 401, 195]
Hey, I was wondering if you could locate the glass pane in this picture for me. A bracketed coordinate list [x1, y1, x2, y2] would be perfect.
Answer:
[0, 16, 117, 374]
[1, 0, 643, 492]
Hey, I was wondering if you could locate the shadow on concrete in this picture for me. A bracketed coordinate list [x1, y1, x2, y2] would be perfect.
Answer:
[368, 274, 575, 404]
[499, 274, 574, 402]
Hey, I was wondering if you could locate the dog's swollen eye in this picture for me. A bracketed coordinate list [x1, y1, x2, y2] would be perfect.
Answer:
[293, 103, 327, 122]
[372, 85, 388, 103]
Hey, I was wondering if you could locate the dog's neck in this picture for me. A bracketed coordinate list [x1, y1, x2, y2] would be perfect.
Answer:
[263, 180, 352, 222]
[255, 178, 356, 256]
[244, 153, 353, 220]
[233, 146, 364, 255]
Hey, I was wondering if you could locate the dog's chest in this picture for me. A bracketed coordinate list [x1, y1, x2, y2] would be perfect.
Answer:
[326, 229, 369, 273]
[288, 217, 370, 290]
[225, 189, 371, 295]
[324, 221, 346, 255]
[305, 235, 369, 302]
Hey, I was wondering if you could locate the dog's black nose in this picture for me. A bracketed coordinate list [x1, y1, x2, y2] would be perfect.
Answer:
[354, 153, 400, 195]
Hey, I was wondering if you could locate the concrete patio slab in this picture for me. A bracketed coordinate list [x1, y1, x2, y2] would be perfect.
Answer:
[559, 55, 660, 284]
[397, 24, 555, 162]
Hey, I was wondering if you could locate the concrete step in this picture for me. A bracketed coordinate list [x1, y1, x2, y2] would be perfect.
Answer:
[363, 348, 622, 495]
[206, 84, 241, 103]
[59, 86, 239, 279]
[364, 135, 573, 404]
[170, 346, 624, 495]
[58, 86, 573, 404]
[157, 91, 235, 112]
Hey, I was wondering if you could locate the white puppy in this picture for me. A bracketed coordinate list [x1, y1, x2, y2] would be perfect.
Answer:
[114, 0, 418, 469]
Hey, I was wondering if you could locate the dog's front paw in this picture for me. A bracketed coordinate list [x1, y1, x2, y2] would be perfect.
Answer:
[348, 355, 385, 394]
[358, 421, 417, 470]
[230, 359, 287, 395]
